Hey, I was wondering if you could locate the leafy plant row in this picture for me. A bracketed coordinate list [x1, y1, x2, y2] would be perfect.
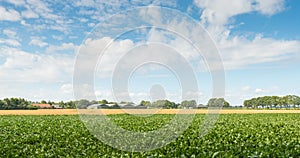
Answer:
[0, 114, 299, 157]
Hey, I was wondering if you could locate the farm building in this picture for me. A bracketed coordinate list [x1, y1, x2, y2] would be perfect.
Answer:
[87, 104, 116, 109]
[32, 104, 52, 109]
[87, 103, 147, 109]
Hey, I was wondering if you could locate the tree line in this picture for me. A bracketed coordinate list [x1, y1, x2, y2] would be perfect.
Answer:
[0, 98, 230, 110]
[57, 98, 230, 109]
[1, 95, 300, 110]
[0, 98, 77, 110]
[244, 95, 300, 108]
[0, 98, 34, 110]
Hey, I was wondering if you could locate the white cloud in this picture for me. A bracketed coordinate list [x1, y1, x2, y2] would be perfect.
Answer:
[191, 0, 300, 70]
[26, 0, 52, 15]
[60, 83, 73, 94]
[0, 46, 75, 101]
[52, 35, 64, 41]
[0, 38, 21, 47]
[195, 0, 285, 26]
[195, 0, 252, 26]
[6, 0, 26, 6]
[0, 47, 74, 83]
[46, 43, 78, 54]
[79, 18, 89, 23]
[20, 20, 28, 26]
[3, 29, 17, 37]
[193, 0, 285, 40]
[77, 9, 95, 16]
[255, 88, 264, 93]
[79, 37, 134, 75]
[0, 6, 21, 21]
[21, 6, 39, 19]
[74, 0, 96, 7]
[253, 86, 280, 94]
[29, 38, 48, 47]
[254, 0, 285, 15]
[1, 30, 21, 46]
[242, 86, 251, 91]
[219, 35, 300, 69]
[23, 0, 67, 33]
[88, 23, 95, 27]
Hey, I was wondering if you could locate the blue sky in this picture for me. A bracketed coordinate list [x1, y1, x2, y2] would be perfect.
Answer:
[0, 0, 299, 105]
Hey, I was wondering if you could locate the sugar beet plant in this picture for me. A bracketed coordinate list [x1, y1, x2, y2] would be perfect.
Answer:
[0, 114, 300, 157]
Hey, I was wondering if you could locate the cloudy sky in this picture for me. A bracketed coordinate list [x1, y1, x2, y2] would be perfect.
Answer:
[0, 0, 299, 105]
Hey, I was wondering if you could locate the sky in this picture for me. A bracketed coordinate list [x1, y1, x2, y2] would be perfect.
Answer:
[0, 0, 299, 105]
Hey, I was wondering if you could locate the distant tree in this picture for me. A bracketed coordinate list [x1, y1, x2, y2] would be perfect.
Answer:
[0, 98, 29, 109]
[271, 96, 280, 107]
[281, 96, 289, 107]
[90, 100, 98, 105]
[41, 100, 47, 104]
[181, 100, 197, 108]
[99, 99, 108, 104]
[243, 95, 300, 109]
[66, 101, 76, 109]
[0, 100, 4, 109]
[140, 100, 151, 106]
[76, 99, 90, 109]
[47, 100, 54, 105]
[284, 95, 300, 108]
[295, 96, 300, 106]
[223, 100, 230, 107]
[243, 99, 251, 108]
[207, 98, 230, 107]
[58, 101, 65, 108]
[108, 102, 118, 105]
[152, 100, 176, 109]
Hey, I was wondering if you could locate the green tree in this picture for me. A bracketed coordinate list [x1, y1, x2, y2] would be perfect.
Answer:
[99, 99, 109, 104]
[243, 99, 251, 108]
[207, 98, 230, 107]
[152, 100, 176, 109]
[0, 100, 4, 109]
[271, 96, 280, 108]
[76, 99, 90, 109]
[140, 100, 151, 106]
[41, 100, 47, 104]
[58, 101, 65, 108]
[66, 101, 76, 109]
[181, 100, 197, 108]
[295, 96, 300, 106]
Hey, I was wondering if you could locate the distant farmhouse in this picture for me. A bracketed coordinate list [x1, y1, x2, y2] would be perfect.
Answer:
[32, 103, 52, 109]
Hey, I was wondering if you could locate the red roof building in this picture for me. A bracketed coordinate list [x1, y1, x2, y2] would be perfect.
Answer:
[32, 104, 52, 109]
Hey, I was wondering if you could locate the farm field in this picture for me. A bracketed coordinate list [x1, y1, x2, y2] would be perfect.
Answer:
[0, 114, 300, 157]
[1, 109, 300, 115]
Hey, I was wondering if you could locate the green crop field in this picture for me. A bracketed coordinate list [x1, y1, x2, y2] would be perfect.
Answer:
[1, 114, 300, 157]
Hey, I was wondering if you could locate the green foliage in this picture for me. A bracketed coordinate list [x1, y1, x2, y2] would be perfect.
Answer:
[244, 95, 300, 108]
[152, 100, 177, 109]
[181, 100, 197, 108]
[140, 100, 151, 106]
[0, 98, 30, 110]
[41, 100, 47, 104]
[75, 99, 91, 109]
[0, 114, 300, 157]
[207, 98, 230, 107]
[1, 95, 300, 110]
[99, 99, 108, 104]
